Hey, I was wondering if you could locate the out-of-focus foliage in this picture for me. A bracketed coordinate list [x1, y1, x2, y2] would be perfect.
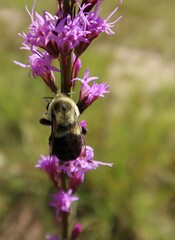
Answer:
[0, 0, 175, 239]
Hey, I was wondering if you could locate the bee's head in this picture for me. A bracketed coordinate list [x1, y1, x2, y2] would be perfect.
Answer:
[48, 94, 80, 126]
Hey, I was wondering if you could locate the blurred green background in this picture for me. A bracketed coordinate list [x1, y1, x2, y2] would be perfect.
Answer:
[0, 0, 175, 239]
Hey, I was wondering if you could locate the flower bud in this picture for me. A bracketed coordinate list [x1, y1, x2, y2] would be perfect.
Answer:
[71, 223, 83, 240]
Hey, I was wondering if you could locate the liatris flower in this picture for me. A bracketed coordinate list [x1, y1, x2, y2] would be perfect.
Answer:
[36, 146, 113, 181]
[57, 146, 113, 178]
[14, 47, 59, 92]
[74, 1, 122, 56]
[15, 0, 121, 67]
[46, 12, 90, 57]
[36, 155, 59, 174]
[15, 0, 122, 239]
[73, 68, 110, 113]
[35, 155, 60, 188]
[20, 2, 59, 54]
[70, 223, 83, 240]
[49, 190, 79, 218]
[15, 48, 60, 78]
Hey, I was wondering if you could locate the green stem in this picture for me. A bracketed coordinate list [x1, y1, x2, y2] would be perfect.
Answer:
[60, 1, 72, 239]
[60, 54, 72, 95]
[63, 0, 71, 17]
[61, 211, 69, 239]
[60, 0, 72, 95]
[61, 172, 69, 240]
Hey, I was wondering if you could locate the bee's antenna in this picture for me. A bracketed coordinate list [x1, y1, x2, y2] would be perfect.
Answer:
[67, 91, 76, 99]
[43, 96, 53, 103]
[67, 92, 76, 95]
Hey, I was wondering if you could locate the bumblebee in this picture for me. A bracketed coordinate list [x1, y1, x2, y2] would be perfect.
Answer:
[40, 94, 86, 161]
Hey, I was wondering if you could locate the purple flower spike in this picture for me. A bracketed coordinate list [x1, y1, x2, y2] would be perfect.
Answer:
[50, 190, 79, 217]
[16, 0, 122, 238]
[73, 69, 110, 113]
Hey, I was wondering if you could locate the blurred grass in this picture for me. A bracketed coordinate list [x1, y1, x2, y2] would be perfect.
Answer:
[1, 0, 175, 239]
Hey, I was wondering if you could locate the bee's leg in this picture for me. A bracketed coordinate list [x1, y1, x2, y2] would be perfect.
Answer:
[82, 127, 87, 135]
[39, 118, 52, 126]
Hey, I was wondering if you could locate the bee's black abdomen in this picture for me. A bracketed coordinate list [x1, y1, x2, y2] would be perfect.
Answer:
[50, 134, 84, 161]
